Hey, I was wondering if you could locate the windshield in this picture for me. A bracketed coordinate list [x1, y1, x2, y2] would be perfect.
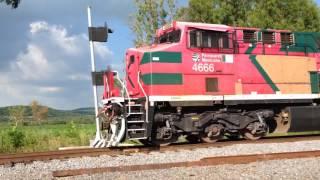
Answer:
[157, 29, 181, 44]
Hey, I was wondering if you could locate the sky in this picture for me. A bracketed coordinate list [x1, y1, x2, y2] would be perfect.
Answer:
[0, 0, 318, 110]
[0, 0, 188, 110]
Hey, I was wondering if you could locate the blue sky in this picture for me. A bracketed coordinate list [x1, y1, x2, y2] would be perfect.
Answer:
[0, 0, 318, 109]
[0, 0, 187, 109]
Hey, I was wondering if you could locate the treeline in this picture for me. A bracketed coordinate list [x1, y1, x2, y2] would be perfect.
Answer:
[0, 101, 95, 126]
[179, 0, 320, 31]
[4, 101, 48, 127]
[133, 0, 320, 46]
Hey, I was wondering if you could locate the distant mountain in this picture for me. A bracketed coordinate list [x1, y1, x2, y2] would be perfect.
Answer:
[0, 106, 95, 121]
[71, 107, 95, 115]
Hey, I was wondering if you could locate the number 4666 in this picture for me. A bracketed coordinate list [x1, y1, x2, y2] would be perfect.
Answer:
[192, 63, 214, 72]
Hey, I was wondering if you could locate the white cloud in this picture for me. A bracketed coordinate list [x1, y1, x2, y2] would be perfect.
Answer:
[30, 21, 83, 55]
[94, 43, 113, 59]
[14, 44, 50, 80]
[0, 21, 115, 109]
[39, 86, 62, 93]
[30, 21, 49, 34]
[68, 74, 91, 81]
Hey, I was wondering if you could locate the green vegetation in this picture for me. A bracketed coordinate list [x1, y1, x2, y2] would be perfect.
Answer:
[0, 122, 95, 153]
[178, 0, 320, 32]
[0, 106, 94, 122]
[132, 0, 177, 46]
[267, 131, 320, 137]
[0, 105, 96, 153]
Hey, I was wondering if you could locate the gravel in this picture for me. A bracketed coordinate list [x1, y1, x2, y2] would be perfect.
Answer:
[1, 140, 320, 179]
[63, 157, 320, 180]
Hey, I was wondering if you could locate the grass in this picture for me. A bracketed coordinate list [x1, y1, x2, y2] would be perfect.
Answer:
[267, 131, 320, 137]
[0, 122, 95, 153]
[1, 117, 320, 154]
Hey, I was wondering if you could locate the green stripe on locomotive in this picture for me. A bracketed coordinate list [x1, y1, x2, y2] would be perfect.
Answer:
[281, 32, 320, 53]
[141, 73, 183, 85]
[249, 55, 280, 92]
[140, 51, 182, 64]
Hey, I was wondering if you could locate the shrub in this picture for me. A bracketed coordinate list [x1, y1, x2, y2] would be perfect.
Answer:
[8, 128, 25, 149]
[65, 121, 78, 138]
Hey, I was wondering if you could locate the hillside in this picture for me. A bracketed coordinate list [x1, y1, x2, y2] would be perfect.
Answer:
[0, 106, 95, 121]
[71, 107, 95, 115]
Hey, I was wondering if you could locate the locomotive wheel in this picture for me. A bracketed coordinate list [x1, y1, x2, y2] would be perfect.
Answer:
[150, 122, 179, 146]
[186, 135, 200, 143]
[200, 134, 221, 143]
[243, 132, 263, 140]
[151, 135, 178, 146]
[243, 121, 268, 140]
[200, 124, 223, 143]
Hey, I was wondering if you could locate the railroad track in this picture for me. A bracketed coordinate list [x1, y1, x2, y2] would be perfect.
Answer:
[0, 135, 320, 166]
[52, 150, 320, 177]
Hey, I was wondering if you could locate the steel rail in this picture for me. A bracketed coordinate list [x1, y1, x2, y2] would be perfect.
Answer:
[0, 135, 320, 166]
[52, 150, 320, 177]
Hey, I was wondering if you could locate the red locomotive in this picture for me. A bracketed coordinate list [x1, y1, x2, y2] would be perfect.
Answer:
[96, 21, 320, 147]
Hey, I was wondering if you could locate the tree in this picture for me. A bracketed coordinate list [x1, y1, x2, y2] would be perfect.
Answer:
[30, 100, 48, 125]
[177, 0, 256, 26]
[132, 0, 177, 47]
[0, 0, 21, 8]
[178, 0, 320, 32]
[248, 0, 320, 31]
[8, 106, 25, 127]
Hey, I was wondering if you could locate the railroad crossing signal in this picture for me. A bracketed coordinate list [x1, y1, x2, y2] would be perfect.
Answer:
[88, 22, 113, 42]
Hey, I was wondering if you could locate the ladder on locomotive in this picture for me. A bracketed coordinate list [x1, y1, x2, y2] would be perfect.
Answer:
[125, 99, 148, 140]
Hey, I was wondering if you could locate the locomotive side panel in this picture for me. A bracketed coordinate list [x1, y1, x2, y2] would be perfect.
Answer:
[254, 55, 317, 94]
[234, 55, 318, 95]
[234, 54, 274, 95]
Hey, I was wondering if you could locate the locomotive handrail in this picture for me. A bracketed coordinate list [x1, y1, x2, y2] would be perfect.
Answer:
[138, 71, 149, 123]
[233, 39, 319, 56]
[113, 71, 131, 116]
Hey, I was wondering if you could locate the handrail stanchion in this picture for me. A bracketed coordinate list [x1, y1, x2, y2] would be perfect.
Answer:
[113, 71, 131, 116]
[138, 71, 149, 123]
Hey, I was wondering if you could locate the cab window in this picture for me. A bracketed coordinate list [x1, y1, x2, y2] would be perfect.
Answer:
[189, 29, 230, 49]
[262, 31, 275, 44]
[281, 32, 294, 45]
[158, 30, 181, 44]
[243, 30, 257, 43]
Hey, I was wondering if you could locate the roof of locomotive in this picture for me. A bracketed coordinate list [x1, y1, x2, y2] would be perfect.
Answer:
[129, 21, 293, 52]
[160, 21, 291, 33]
[176, 21, 231, 30]
[156, 21, 231, 35]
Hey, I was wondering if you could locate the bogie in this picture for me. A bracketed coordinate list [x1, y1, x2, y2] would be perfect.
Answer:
[148, 105, 273, 144]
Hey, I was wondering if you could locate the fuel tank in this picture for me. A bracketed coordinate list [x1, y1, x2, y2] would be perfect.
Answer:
[288, 106, 320, 132]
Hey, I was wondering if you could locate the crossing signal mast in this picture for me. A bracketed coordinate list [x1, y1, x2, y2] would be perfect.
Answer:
[87, 6, 113, 146]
